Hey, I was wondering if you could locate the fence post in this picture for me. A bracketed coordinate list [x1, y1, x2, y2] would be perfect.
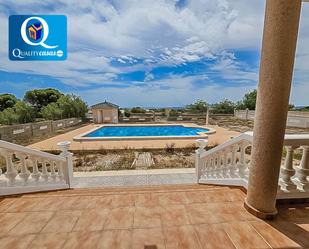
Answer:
[195, 139, 208, 183]
[57, 141, 73, 187]
[245, 108, 249, 120]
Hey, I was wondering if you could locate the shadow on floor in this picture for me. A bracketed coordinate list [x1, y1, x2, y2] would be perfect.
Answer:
[267, 204, 309, 248]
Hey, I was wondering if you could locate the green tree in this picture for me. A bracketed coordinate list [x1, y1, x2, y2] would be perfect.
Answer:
[0, 94, 18, 112]
[123, 108, 131, 117]
[57, 94, 88, 119]
[0, 108, 19, 125]
[41, 102, 63, 120]
[14, 101, 35, 123]
[186, 100, 208, 113]
[212, 99, 235, 114]
[24, 88, 63, 112]
[131, 107, 146, 113]
[237, 90, 257, 110]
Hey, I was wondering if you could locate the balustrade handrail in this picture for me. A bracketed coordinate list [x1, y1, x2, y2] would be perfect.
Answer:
[196, 132, 309, 199]
[200, 132, 309, 159]
[0, 140, 66, 162]
[200, 132, 253, 158]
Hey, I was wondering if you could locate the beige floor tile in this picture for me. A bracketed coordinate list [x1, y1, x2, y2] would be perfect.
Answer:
[184, 191, 207, 204]
[135, 193, 160, 207]
[7, 212, 54, 235]
[97, 229, 132, 249]
[223, 222, 270, 249]
[156, 192, 187, 206]
[226, 189, 246, 202]
[62, 231, 101, 249]
[194, 223, 235, 249]
[73, 208, 109, 231]
[251, 221, 302, 249]
[161, 205, 190, 227]
[265, 219, 309, 248]
[186, 203, 221, 224]
[0, 234, 35, 249]
[94, 195, 113, 208]
[132, 228, 165, 249]
[0, 212, 27, 237]
[4, 198, 44, 212]
[41, 211, 80, 233]
[202, 191, 231, 203]
[56, 196, 84, 210]
[164, 225, 201, 249]
[134, 206, 162, 228]
[30, 197, 65, 211]
[28, 232, 68, 249]
[104, 207, 134, 229]
[0, 198, 16, 213]
[111, 194, 135, 208]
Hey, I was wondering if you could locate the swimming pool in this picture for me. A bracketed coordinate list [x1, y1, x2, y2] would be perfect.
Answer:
[74, 124, 215, 141]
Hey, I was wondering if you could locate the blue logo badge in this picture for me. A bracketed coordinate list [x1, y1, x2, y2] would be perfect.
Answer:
[9, 15, 67, 61]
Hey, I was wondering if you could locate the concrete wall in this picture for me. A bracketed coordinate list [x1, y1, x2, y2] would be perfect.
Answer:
[0, 118, 82, 142]
[235, 110, 309, 128]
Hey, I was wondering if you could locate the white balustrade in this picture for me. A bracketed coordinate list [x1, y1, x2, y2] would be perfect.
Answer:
[0, 140, 73, 196]
[196, 132, 309, 199]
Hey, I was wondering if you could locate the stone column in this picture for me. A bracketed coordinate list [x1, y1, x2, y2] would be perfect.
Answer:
[244, 0, 302, 219]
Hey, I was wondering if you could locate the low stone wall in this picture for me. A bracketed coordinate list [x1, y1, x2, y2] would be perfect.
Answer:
[0, 118, 82, 142]
[235, 110, 309, 128]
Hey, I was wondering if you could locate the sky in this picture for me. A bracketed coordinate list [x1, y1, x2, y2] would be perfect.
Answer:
[0, 0, 308, 107]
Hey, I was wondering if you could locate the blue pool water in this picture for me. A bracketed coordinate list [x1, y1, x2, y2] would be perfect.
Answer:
[85, 125, 209, 137]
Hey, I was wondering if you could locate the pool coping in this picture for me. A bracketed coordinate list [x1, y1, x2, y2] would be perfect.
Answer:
[73, 123, 216, 141]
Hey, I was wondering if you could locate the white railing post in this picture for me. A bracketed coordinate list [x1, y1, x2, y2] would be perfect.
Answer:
[237, 143, 248, 178]
[280, 146, 298, 191]
[3, 150, 18, 186]
[229, 145, 237, 177]
[16, 153, 30, 185]
[296, 146, 309, 191]
[41, 161, 49, 182]
[221, 150, 228, 177]
[30, 157, 41, 183]
[57, 141, 73, 187]
[195, 139, 207, 182]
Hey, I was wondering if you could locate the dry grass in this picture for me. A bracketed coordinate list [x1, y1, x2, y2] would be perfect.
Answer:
[73, 148, 196, 172]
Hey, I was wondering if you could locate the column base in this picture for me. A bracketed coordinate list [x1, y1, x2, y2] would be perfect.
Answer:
[244, 199, 278, 220]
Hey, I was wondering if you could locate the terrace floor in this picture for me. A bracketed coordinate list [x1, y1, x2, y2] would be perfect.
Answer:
[0, 184, 308, 249]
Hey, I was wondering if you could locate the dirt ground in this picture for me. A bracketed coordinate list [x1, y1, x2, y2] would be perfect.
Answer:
[211, 115, 309, 134]
[73, 148, 196, 172]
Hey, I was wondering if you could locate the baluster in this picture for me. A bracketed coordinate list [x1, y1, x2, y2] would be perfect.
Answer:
[210, 156, 216, 178]
[280, 146, 298, 191]
[296, 146, 309, 191]
[215, 153, 222, 178]
[2, 150, 18, 186]
[228, 146, 237, 177]
[30, 157, 41, 183]
[207, 157, 212, 178]
[57, 162, 65, 182]
[50, 161, 57, 181]
[15, 153, 30, 184]
[41, 161, 50, 182]
[0, 149, 4, 176]
[237, 143, 248, 178]
[195, 139, 207, 181]
[221, 150, 229, 177]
